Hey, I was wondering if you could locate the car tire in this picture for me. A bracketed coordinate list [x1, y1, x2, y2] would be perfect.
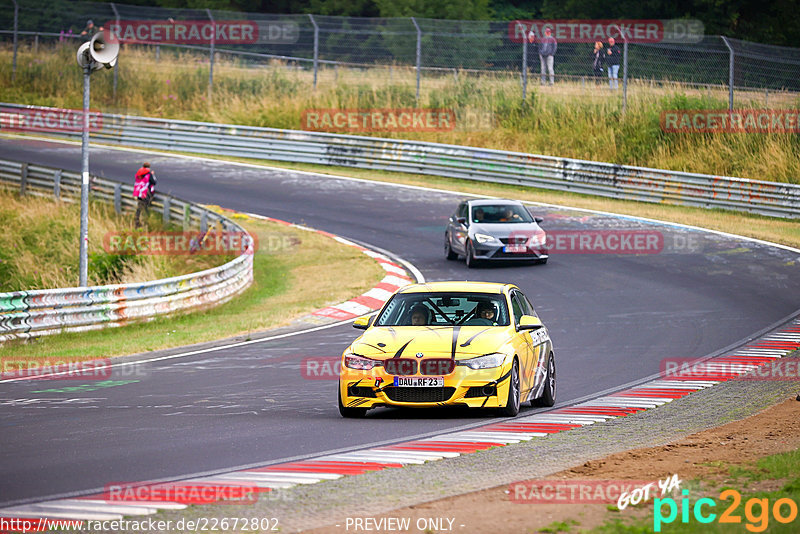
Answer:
[533, 354, 556, 407]
[445, 233, 458, 261]
[465, 240, 480, 269]
[498, 359, 520, 417]
[338, 385, 367, 418]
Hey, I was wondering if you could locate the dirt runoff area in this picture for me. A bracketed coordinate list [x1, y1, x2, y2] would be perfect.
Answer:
[306, 395, 800, 534]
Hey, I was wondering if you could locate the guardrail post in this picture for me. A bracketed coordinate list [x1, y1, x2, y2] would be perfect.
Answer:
[20, 163, 28, 195]
[162, 196, 171, 225]
[721, 36, 734, 111]
[200, 211, 208, 233]
[411, 17, 421, 104]
[155, 45, 160, 62]
[113, 183, 122, 214]
[12, 0, 18, 82]
[308, 14, 319, 89]
[53, 169, 62, 199]
[183, 203, 191, 231]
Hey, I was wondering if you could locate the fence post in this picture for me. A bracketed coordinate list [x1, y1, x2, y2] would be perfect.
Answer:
[54, 169, 62, 199]
[521, 26, 528, 103]
[206, 8, 215, 104]
[34, 33, 39, 54]
[622, 39, 628, 113]
[20, 163, 28, 195]
[110, 2, 120, 99]
[12, 0, 18, 83]
[114, 183, 122, 214]
[411, 17, 421, 104]
[721, 36, 734, 111]
[155, 45, 160, 61]
[308, 14, 319, 89]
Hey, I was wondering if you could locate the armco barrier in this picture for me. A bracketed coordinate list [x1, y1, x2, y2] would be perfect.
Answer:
[1, 103, 799, 218]
[0, 158, 254, 343]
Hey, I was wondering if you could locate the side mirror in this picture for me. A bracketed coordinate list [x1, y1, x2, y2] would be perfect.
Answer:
[353, 314, 376, 330]
[517, 315, 544, 331]
[456, 217, 467, 226]
[534, 217, 544, 224]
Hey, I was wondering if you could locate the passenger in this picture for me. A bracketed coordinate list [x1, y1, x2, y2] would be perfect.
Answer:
[410, 305, 430, 326]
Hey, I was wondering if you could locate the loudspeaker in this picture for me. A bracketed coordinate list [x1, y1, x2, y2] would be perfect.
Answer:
[89, 31, 120, 68]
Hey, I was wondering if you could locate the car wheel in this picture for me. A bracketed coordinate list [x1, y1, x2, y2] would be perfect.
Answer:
[465, 240, 480, 269]
[533, 354, 556, 407]
[499, 359, 520, 416]
[338, 385, 367, 418]
[445, 233, 458, 261]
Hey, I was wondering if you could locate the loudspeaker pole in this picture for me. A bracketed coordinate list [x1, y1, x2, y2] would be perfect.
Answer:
[79, 63, 91, 287]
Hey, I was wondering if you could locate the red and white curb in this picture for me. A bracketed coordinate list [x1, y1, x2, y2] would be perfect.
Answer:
[240, 212, 417, 321]
[2, 319, 797, 522]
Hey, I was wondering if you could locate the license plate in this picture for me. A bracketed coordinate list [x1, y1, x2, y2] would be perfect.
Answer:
[393, 377, 444, 387]
[504, 245, 527, 253]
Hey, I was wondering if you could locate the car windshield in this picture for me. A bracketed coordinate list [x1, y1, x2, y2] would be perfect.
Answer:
[471, 204, 533, 224]
[375, 292, 510, 327]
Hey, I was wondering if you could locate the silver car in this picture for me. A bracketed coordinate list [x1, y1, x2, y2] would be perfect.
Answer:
[444, 199, 548, 268]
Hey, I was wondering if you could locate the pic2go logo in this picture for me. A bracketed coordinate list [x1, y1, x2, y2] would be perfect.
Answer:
[654, 489, 798, 532]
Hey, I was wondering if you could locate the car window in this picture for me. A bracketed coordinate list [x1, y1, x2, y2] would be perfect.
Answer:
[457, 203, 468, 219]
[470, 204, 533, 224]
[376, 292, 510, 326]
[521, 293, 538, 318]
[510, 293, 525, 325]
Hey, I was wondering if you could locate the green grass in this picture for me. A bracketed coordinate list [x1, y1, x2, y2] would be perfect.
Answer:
[2, 44, 800, 184]
[0, 187, 228, 291]
[0, 215, 385, 362]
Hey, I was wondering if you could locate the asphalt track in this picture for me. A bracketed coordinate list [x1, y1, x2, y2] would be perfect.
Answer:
[1, 137, 798, 506]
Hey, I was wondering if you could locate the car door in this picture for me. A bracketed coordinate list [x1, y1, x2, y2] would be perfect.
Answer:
[510, 290, 536, 395]
[520, 291, 550, 393]
[448, 202, 469, 254]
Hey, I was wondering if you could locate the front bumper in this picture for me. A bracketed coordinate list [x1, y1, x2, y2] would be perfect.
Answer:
[473, 243, 548, 261]
[339, 362, 513, 410]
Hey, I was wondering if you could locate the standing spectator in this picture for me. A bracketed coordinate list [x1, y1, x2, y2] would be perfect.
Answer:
[80, 20, 98, 40]
[538, 27, 557, 86]
[592, 41, 604, 82]
[606, 37, 621, 89]
[133, 162, 157, 228]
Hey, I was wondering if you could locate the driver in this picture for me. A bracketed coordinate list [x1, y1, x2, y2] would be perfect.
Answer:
[409, 304, 430, 326]
[470, 301, 497, 325]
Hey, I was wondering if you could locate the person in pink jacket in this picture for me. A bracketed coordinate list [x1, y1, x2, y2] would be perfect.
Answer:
[133, 162, 156, 228]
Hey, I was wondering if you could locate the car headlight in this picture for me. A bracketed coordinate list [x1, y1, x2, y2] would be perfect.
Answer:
[457, 352, 506, 370]
[474, 233, 499, 245]
[344, 353, 382, 370]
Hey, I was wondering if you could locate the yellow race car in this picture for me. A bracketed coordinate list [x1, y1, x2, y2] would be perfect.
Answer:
[338, 281, 555, 417]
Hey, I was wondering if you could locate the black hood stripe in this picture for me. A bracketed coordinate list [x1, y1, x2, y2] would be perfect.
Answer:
[460, 328, 490, 348]
[450, 326, 462, 360]
[392, 339, 413, 359]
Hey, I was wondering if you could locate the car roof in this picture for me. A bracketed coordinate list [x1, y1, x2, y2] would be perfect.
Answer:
[467, 199, 524, 207]
[397, 281, 515, 295]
